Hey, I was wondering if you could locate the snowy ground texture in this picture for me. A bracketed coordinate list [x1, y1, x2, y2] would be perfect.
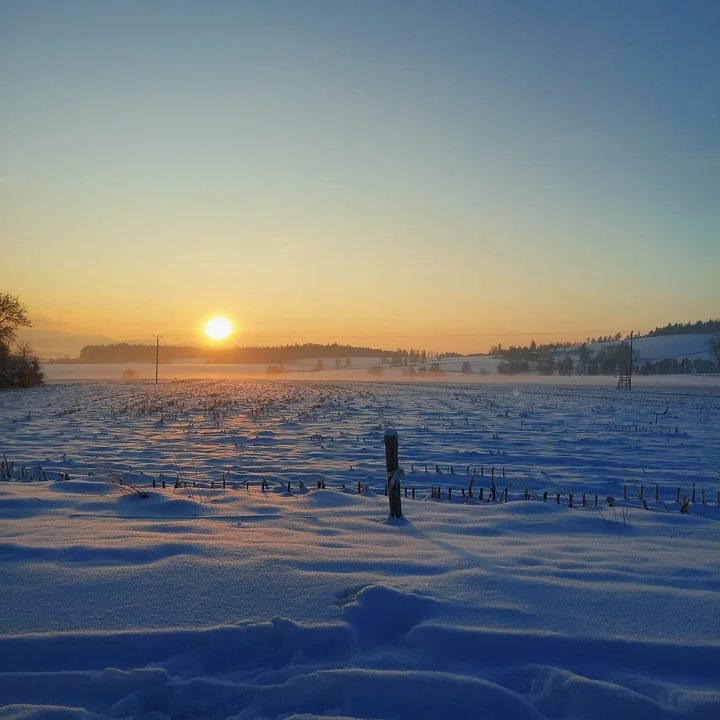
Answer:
[1, 379, 719, 720]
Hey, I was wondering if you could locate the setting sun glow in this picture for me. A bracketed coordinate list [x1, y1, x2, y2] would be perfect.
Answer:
[203, 317, 233, 341]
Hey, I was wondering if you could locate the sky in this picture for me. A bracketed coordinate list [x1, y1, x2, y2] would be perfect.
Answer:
[1, 0, 718, 356]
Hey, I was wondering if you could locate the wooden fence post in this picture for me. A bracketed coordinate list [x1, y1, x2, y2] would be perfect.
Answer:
[384, 429, 402, 518]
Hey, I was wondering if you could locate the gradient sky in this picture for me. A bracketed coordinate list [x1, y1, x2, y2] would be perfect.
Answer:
[1, 0, 718, 355]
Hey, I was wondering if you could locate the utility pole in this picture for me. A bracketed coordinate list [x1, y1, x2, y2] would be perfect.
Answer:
[629, 330, 633, 389]
[153, 334, 163, 384]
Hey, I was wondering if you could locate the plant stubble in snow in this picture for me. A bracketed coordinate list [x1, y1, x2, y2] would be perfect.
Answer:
[0, 379, 718, 719]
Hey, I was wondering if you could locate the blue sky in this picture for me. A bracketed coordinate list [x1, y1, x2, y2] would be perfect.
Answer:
[1, 0, 718, 353]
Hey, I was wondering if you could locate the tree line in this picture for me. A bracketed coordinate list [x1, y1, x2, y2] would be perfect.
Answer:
[52, 342, 439, 365]
[644, 319, 720, 338]
[636, 357, 718, 375]
[495, 342, 636, 376]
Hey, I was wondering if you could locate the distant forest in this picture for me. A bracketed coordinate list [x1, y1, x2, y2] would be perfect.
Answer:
[49, 342, 410, 364]
[643, 319, 720, 338]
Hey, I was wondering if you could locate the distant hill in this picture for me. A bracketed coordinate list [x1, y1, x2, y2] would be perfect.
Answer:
[566, 333, 717, 376]
[491, 327, 718, 376]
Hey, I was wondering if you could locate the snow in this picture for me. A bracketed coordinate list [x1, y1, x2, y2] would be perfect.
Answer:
[1, 379, 719, 720]
[590, 333, 715, 362]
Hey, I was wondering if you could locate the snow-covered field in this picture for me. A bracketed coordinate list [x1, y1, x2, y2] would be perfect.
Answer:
[1, 380, 719, 720]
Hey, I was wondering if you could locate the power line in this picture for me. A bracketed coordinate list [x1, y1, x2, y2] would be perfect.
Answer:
[634, 349, 710, 363]
[188, 330, 634, 340]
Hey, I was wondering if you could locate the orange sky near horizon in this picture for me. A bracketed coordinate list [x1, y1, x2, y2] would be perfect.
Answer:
[7, 292, 686, 359]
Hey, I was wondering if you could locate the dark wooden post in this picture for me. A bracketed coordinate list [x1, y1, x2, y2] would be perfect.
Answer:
[384, 429, 402, 518]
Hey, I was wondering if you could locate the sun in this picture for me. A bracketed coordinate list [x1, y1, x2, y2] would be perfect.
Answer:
[203, 316, 233, 341]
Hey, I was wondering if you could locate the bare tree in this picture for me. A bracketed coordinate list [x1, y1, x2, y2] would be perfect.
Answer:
[710, 335, 720, 369]
[15, 341, 33, 362]
[0, 292, 31, 347]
